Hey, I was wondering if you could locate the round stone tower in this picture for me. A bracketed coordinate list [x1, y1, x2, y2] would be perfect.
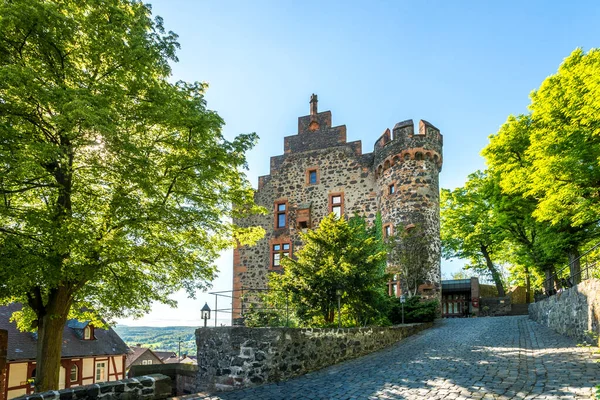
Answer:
[373, 119, 443, 298]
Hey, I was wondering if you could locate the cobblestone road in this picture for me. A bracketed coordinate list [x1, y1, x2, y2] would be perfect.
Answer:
[193, 316, 599, 399]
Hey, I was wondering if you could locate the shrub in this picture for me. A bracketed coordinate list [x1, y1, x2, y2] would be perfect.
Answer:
[387, 296, 439, 324]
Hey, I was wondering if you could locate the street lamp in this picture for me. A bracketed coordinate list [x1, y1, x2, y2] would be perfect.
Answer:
[201, 302, 211, 327]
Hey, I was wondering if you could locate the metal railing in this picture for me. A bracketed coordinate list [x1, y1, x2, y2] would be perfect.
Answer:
[540, 242, 600, 299]
[207, 287, 291, 327]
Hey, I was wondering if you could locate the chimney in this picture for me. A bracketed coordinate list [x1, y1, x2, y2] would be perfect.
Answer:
[308, 94, 320, 131]
[310, 93, 318, 116]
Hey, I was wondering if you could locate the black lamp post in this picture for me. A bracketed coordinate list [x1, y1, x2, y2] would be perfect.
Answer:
[201, 302, 211, 327]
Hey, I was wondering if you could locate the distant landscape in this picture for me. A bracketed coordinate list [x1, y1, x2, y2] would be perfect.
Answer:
[114, 326, 197, 356]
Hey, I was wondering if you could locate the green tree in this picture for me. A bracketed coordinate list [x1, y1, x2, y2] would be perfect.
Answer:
[526, 49, 600, 229]
[387, 220, 431, 297]
[442, 169, 573, 298]
[269, 214, 388, 327]
[441, 172, 507, 296]
[483, 169, 570, 299]
[483, 51, 600, 283]
[0, 0, 264, 391]
[450, 270, 474, 280]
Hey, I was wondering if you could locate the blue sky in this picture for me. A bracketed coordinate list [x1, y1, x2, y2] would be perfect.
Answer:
[116, 0, 600, 326]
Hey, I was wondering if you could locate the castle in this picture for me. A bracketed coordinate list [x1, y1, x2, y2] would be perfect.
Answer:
[233, 95, 443, 318]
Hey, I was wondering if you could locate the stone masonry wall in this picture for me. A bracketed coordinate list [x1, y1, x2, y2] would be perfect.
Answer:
[12, 375, 171, 400]
[129, 363, 198, 396]
[529, 278, 600, 345]
[195, 323, 432, 392]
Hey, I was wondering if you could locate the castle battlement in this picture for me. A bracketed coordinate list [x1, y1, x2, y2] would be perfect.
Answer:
[373, 119, 443, 171]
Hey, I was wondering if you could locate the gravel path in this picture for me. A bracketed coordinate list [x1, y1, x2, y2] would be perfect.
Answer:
[188, 316, 599, 399]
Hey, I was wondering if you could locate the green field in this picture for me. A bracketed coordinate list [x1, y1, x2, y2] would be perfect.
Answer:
[114, 326, 197, 356]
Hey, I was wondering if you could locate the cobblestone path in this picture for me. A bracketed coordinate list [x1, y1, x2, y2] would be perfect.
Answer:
[194, 316, 599, 399]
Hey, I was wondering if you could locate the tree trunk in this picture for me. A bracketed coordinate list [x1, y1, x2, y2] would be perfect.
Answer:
[35, 286, 73, 392]
[568, 247, 581, 285]
[524, 263, 531, 303]
[480, 245, 505, 297]
[543, 266, 556, 294]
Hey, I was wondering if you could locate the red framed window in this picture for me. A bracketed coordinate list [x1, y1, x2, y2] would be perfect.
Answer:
[275, 201, 288, 228]
[271, 243, 291, 269]
[329, 193, 344, 218]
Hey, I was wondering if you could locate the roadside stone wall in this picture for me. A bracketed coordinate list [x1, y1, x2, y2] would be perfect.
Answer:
[13, 375, 171, 400]
[195, 323, 432, 392]
[129, 363, 198, 396]
[529, 278, 600, 345]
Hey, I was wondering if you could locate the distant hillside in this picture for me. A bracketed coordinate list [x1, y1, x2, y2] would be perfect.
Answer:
[114, 326, 197, 356]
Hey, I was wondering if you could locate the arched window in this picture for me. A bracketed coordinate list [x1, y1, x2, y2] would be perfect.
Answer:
[70, 364, 79, 382]
[83, 326, 92, 340]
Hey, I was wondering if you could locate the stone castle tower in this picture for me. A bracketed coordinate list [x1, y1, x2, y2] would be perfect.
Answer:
[232, 95, 443, 318]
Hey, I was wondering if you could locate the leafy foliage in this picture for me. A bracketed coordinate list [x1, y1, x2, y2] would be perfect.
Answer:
[387, 296, 439, 324]
[387, 221, 431, 297]
[484, 49, 600, 228]
[266, 213, 388, 327]
[442, 49, 600, 298]
[440, 172, 507, 296]
[0, 0, 263, 390]
[481, 48, 600, 287]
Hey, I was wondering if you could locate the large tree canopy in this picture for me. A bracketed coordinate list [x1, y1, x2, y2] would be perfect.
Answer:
[0, 0, 263, 391]
[440, 171, 507, 296]
[484, 48, 600, 229]
[482, 49, 600, 284]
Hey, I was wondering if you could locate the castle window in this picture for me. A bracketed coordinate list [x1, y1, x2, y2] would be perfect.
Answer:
[275, 202, 287, 228]
[298, 220, 309, 230]
[388, 184, 395, 195]
[383, 224, 393, 238]
[307, 168, 318, 185]
[271, 243, 291, 269]
[329, 193, 343, 218]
